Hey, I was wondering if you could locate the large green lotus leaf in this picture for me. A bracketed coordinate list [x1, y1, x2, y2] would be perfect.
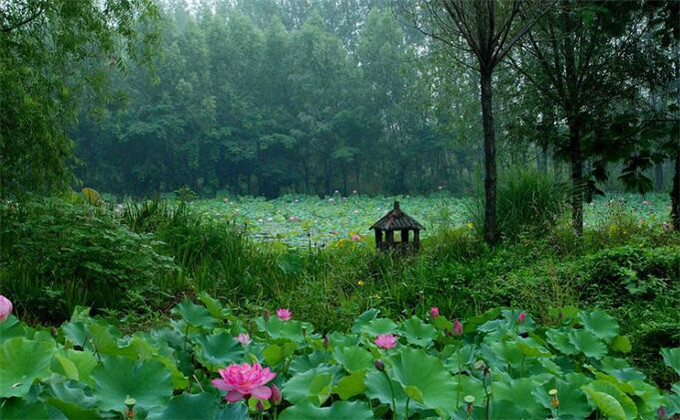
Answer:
[442, 344, 476, 373]
[282, 366, 338, 406]
[334, 346, 373, 373]
[87, 324, 138, 358]
[533, 375, 591, 419]
[333, 370, 367, 400]
[492, 377, 547, 418]
[263, 342, 297, 366]
[62, 322, 89, 348]
[579, 310, 619, 342]
[390, 347, 457, 414]
[364, 370, 421, 413]
[628, 379, 666, 418]
[0, 398, 49, 419]
[147, 393, 218, 420]
[398, 316, 437, 347]
[0, 316, 25, 344]
[289, 351, 334, 374]
[48, 381, 101, 419]
[568, 329, 607, 359]
[360, 318, 398, 336]
[0, 337, 55, 398]
[515, 337, 551, 358]
[452, 374, 485, 408]
[193, 332, 243, 370]
[279, 401, 373, 420]
[661, 347, 680, 375]
[263, 317, 305, 343]
[92, 356, 173, 413]
[328, 331, 360, 348]
[214, 403, 248, 420]
[611, 335, 632, 354]
[197, 291, 231, 320]
[477, 399, 532, 420]
[545, 329, 578, 355]
[51, 349, 97, 386]
[173, 300, 216, 328]
[581, 380, 637, 420]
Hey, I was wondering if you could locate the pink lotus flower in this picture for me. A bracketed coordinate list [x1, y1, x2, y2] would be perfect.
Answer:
[289, 216, 298, 222]
[517, 312, 526, 323]
[374, 334, 397, 349]
[0, 295, 12, 322]
[453, 319, 463, 335]
[234, 210, 240, 215]
[430, 307, 440, 318]
[643, 200, 651, 206]
[351, 234, 361, 241]
[236, 333, 251, 346]
[212, 362, 276, 402]
[276, 308, 292, 321]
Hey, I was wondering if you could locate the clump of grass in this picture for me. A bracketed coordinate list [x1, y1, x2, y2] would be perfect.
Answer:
[467, 168, 567, 242]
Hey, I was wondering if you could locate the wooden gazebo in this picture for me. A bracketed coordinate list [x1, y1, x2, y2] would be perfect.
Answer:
[370, 201, 424, 252]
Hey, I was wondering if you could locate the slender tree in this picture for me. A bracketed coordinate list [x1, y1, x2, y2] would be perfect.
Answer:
[415, 0, 553, 243]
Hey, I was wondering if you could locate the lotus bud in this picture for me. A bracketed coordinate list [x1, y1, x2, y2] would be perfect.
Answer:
[256, 400, 265, 412]
[264, 309, 270, 321]
[374, 360, 385, 371]
[658, 406, 667, 420]
[270, 385, 282, 405]
[323, 336, 330, 349]
[453, 319, 463, 335]
[430, 307, 440, 318]
[517, 311, 526, 323]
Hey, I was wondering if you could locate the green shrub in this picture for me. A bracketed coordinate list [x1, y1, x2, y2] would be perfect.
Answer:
[467, 168, 567, 241]
[0, 198, 177, 322]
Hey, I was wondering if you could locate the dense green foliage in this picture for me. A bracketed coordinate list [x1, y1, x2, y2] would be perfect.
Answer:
[0, 297, 678, 419]
[2, 194, 678, 389]
[0, 0, 159, 197]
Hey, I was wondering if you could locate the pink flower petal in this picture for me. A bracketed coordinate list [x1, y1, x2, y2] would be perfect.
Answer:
[251, 386, 273, 400]
[226, 391, 244, 402]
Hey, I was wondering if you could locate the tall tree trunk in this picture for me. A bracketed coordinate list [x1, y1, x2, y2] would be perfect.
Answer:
[672, 150, 680, 229]
[673, 44, 680, 230]
[568, 119, 584, 234]
[563, 0, 583, 234]
[480, 68, 497, 244]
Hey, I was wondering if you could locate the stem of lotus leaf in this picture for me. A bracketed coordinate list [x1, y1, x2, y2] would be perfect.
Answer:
[381, 370, 397, 417]
[405, 397, 410, 419]
[184, 323, 190, 351]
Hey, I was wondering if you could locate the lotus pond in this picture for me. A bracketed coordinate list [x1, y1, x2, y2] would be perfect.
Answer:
[186, 193, 671, 247]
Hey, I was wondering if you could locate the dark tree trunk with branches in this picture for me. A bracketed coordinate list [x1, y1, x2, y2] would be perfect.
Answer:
[415, 0, 554, 244]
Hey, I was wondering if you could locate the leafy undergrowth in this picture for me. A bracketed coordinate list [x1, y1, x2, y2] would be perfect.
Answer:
[1, 294, 678, 419]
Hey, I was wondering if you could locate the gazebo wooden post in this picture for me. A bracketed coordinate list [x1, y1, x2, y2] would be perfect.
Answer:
[401, 229, 409, 244]
[375, 229, 383, 249]
[413, 230, 420, 249]
[386, 230, 394, 246]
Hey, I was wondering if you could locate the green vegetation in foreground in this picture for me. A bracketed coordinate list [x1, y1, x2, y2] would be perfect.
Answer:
[1, 190, 678, 389]
[0, 295, 679, 419]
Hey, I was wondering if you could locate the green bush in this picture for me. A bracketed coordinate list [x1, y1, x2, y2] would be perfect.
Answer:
[468, 168, 567, 241]
[0, 198, 177, 322]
